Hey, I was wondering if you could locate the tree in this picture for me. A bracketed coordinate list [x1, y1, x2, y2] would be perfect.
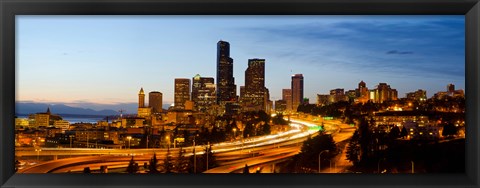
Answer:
[400, 127, 408, 138]
[83, 167, 91, 173]
[203, 145, 217, 171]
[388, 125, 400, 140]
[148, 153, 159, 173]
[358, 117, 371, 163]
[346, 130, 361, 166]
[243, 164, 250, 173]
[163, 148, 173, 173]
[272, 114, 288, 125]
[126, 156, 138, 173]
[175, 148, 189, 173]
[442, 123, 458, 137]
[296, 132, 337, 170]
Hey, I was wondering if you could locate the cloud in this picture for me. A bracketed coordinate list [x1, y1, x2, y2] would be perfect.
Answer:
[236, 16, 465, 79]
[386, 50, 414, 55]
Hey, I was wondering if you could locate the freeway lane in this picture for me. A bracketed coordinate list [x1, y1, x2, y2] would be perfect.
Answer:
[19, 117, 354, 173]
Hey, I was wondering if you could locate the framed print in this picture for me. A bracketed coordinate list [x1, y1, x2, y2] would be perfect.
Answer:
[1, 0, 479, 188]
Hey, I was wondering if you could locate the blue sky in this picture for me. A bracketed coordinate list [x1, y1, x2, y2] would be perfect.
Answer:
[16, 15, 465, 111]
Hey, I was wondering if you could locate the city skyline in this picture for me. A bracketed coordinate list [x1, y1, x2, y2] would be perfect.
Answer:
[17, 15, 465, 110]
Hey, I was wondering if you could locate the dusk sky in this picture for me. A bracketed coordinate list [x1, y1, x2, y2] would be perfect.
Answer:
[16, 16, 465, 112]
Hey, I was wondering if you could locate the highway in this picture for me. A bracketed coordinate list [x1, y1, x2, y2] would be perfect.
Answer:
[18, 117, 355, 173]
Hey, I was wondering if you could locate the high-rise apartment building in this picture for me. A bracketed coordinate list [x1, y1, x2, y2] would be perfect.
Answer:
[216, 40, 237, 105]
[149, 91, 163, 113]
[174, 78, 191, 110]
[192, 74, 216, 112]
[372, 83, 398, 103]
[291, 74, 304, 112]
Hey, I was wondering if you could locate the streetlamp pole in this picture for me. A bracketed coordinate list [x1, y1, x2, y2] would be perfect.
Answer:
[411, 161, 414, 174]
[193, 138, 196, 173]
[318, 150, 329, 173]
[206, 142, 210, 171]
[69, 135, 73, 148]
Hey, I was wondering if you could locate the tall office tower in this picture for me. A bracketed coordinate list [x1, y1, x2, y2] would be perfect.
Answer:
[291, 74, 304, 112]
[243, 58, 266, 111]
[192, 74, 216, 112]
[282, 89, 292, 112]
[138, 87, 145, 108]
[216, 40, 237, 105]
[174, 78, 191, 110]
[149, 91, 163, 113]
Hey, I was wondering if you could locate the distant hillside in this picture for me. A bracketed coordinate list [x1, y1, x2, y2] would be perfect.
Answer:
[16, 102, 118, 116]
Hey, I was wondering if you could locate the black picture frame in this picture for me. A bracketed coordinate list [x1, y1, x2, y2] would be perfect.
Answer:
[1, 0, 479, 188]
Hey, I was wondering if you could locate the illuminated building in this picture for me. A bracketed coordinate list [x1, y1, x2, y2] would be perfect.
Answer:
[291, 74, 304, 112]
[32, 107, 62, 127]
[53, 120, 70, 131]
[434, 83, 465, 99]
[137, 88, 151, 118]
[149, 91, 163, 113]
[372, 83, 398, 103]
[174, 78, 191, 110]
[282, 89, 292, 112]
[356, 80, 370, 103]
[316, 94, 329, 106]
[275, 100, 287, 113]
[191, 74, 216, 112]
[138, 88, 145, 108]
[216, 40, 237, 106]
[243, 58, 267, 112]
[328, 88, 348, 103]
[406, 89, 427, 102]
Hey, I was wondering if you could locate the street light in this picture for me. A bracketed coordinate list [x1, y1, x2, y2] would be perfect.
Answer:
[35, 148, 41, 161]
[166, 135, 170, 149]
[126, 136, 132, 149]
[232, 128, 237, 140]
[318, 150, 329, 173]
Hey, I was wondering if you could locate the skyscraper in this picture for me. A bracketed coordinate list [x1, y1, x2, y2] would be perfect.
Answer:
[291, 74, 304, 112]
[174, 78, 191, 110]
[149, 91, 163, 113]
[282, 89, 292, 112]
[138, 87, 145, 108]
[243, 58, 266, 111]
[192, 74, 216, 112]
[216, 40, 237, 105]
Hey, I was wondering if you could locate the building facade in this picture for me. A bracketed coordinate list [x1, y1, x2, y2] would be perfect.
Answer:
[243, 58, 267, 112]
[191, 74, 216, 113]
[216, 40, 237, 106]
[291, 74, 304, 112]
[282, 89, 292, 112]
[149, 91, 163, 113]
[174, 78, 191, 110]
